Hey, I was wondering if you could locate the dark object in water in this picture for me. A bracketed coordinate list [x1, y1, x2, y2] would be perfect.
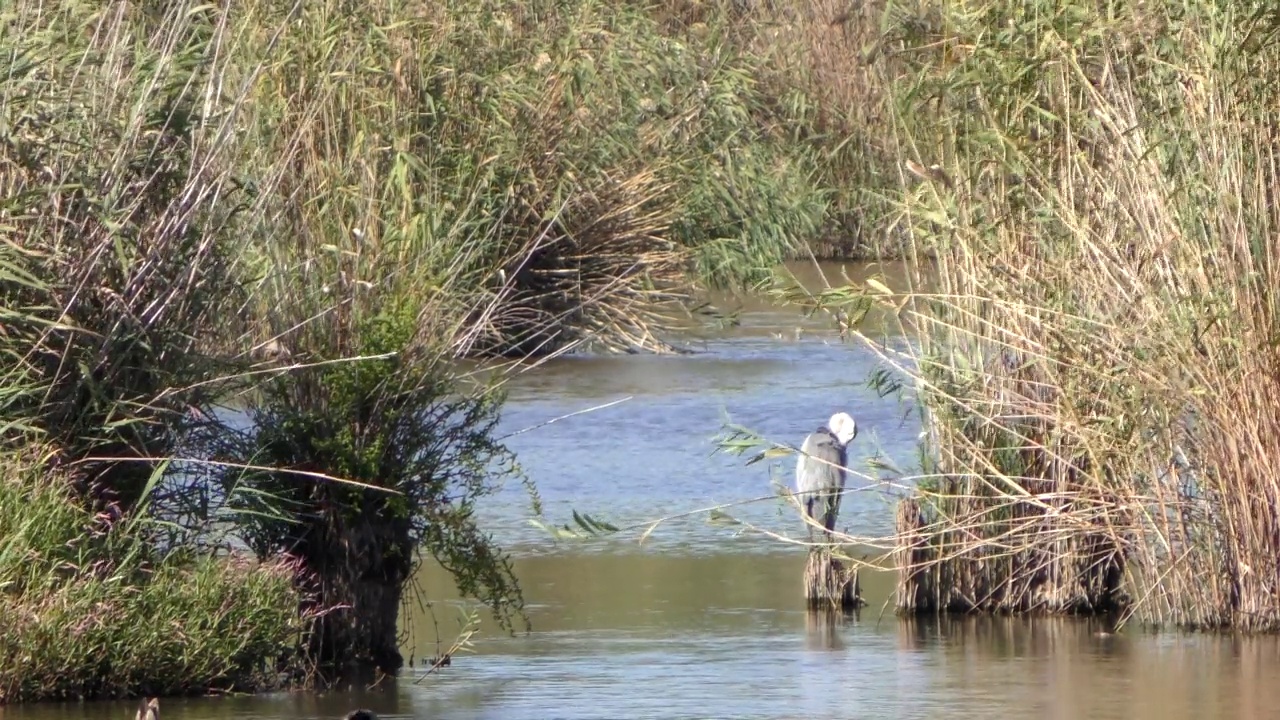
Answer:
[344, 711, 379, 720]
[803, 548, 865, 611]
[135, 698, 159, 720]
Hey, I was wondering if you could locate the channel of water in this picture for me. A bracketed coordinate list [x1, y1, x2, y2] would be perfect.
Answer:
[10, 261, 1279, 720]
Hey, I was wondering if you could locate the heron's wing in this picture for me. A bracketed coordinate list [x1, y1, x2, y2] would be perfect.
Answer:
[794, 431, 820, 493]
[795, 430, 843, 494]
[829, 443, 849, 515]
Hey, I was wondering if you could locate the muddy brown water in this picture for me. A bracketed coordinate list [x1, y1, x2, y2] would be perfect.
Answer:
[10, 262, 1280, 720]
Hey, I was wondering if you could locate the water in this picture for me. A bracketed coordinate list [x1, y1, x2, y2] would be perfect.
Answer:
[9, 261, 1280, 720]
[482, 272, 923, 553]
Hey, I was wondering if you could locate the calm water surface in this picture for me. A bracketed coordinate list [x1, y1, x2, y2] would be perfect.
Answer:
[10, 262, 1280, 720]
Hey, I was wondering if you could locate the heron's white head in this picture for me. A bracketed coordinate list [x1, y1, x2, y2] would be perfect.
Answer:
[828, 412, 857, 446]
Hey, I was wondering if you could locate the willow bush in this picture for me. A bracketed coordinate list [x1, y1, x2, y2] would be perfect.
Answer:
[217, 291, 528, 677]
[855, 0, 1280, 629]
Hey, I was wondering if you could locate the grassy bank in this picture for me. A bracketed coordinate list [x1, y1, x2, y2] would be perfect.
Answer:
[0, 0, 886, 698]
[843, 0, 1280, 629]
[0, 453, 306, 702]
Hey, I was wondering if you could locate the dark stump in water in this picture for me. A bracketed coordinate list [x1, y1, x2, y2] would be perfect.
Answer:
[134, 698, 159, 720]
[804, 548, 865, 611]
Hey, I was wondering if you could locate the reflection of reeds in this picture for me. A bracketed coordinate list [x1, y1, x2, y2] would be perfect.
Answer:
[803, 609, 848, 651]
[858, 2, 1280, 630]
[897, 616, 1280, 718]
[895, 615, 1110, 658]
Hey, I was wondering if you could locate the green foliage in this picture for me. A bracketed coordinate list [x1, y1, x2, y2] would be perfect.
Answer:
[0, 456, 305, 702]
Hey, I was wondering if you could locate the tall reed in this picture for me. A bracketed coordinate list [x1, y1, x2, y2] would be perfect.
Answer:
[863, 0, 1280, 629]
[0, 1, 249, 514]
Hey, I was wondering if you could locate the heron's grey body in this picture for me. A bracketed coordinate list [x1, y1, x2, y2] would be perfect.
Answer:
[795, 412, 857, 540]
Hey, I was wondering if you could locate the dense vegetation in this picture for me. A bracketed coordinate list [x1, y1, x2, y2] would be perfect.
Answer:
[0, 455, 305, 702]
[0, 0, 894, 700]
[9, 0, 1280, 703]
[837, 0, 1280, 631]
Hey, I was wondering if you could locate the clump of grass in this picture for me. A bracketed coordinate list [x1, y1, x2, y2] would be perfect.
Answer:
[852, 0, 1280, 630]
[0, 453, 308, 702]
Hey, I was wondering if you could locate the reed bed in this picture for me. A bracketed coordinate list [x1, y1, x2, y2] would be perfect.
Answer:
[0, 0, 859, 695]
[687, 0, 904, 259]
[233, 0, 832, 359]
[856, 0, 1280, 630]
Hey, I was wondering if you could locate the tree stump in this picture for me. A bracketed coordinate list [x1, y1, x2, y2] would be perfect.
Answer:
[804, 548, 865, 611]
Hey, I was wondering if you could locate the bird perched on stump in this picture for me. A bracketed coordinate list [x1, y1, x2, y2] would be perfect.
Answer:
[795, 412, 857, 541]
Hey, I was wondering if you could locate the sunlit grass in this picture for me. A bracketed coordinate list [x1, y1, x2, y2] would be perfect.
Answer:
[853, 0, 1280, 630]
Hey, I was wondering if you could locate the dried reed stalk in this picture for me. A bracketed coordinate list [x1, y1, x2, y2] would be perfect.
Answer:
[868, 2, 1280, 631]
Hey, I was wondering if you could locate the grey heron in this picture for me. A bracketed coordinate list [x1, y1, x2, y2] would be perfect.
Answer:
[795, 412, 857, 541]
